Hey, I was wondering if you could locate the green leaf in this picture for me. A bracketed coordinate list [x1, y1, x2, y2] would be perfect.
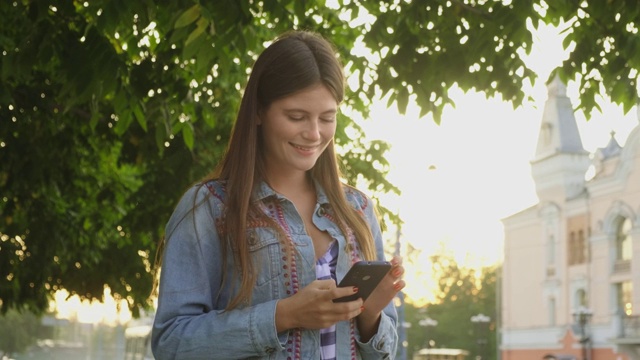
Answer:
[186, 17, 209, 46]
[175, 4, 201, 29]
[202, 107, 216, 127]
[182, 123, 195, 150]
[195, 41, 216, 78]
[397, 87, 409, 115]
[114, 110, 133, 136]
[183, 33, 207, 60]
[155, 122, 166, 152]
[132, 102, 147, 132]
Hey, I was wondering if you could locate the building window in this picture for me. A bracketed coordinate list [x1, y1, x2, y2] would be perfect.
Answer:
[616, 281, 633, 316]
[577, 230, 586, 263]
[548, 298, 556, 326]
[575, 289, 587, 308]
[568, 231, 576, 265]
[568, 229, 588, 266]
[547, 234, 556, 265]
[616, 217, 632, 261]
[546, 234, 557, 277]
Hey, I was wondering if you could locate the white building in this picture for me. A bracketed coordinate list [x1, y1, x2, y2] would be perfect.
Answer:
[501, 76, 640, 360]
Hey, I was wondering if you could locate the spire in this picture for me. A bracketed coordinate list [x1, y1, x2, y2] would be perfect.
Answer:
[533, 74, 588, 162]
[597, 131, 622, 159]
[530, 74, 591, 202]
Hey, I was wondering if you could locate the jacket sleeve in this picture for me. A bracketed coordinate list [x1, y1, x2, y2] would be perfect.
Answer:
[151, 185, 288, 359]
[348, 189, 400, 358]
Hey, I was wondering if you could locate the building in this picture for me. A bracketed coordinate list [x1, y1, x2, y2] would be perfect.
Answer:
[501, 76, 640, 360]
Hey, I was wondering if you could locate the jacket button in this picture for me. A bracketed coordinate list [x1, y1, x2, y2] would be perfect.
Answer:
[317, 207, 326, 216]
[248, 232, 257, 245]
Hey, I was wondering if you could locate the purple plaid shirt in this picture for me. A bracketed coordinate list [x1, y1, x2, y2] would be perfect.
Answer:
[316, 241, 339, 360]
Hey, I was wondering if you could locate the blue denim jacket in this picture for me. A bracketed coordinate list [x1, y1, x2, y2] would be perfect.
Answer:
[152, 180, 398, 359]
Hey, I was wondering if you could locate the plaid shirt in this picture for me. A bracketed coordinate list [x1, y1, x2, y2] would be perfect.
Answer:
[316, 241, 339, 360]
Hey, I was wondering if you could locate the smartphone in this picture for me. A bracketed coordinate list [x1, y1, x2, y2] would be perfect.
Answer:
[333, 260, 392, 303]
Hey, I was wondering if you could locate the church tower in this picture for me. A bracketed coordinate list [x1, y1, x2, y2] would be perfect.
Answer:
[530, 75, 591, 202]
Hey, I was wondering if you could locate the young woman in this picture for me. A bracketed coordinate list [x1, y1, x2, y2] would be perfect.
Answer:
[151, 30, 406, 360]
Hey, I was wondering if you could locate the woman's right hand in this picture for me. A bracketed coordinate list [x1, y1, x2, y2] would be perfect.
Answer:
[275, 279, 363, 332]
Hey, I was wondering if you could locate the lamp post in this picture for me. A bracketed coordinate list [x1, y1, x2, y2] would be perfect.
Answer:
[470, 313, 491, 360]
[572, 306, 592, 360]
[418, 316, 438, 359]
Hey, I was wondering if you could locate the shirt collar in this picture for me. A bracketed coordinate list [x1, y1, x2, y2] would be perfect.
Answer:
[252, 178, 330, 205]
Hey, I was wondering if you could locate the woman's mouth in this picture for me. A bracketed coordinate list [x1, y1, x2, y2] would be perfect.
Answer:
[291, 143, 317, 152]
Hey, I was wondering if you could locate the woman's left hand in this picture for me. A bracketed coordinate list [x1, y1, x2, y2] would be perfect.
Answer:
[356, 256, 405, 341]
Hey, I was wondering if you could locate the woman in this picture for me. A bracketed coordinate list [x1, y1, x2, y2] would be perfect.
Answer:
[152, 30, 406, 360]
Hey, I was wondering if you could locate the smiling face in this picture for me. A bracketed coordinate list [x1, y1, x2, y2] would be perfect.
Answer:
[259, 83, 338, 180]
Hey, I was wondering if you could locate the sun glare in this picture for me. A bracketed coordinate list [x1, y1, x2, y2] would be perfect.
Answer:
[51, 287, 132, 325]
[359, 22, 638, 305]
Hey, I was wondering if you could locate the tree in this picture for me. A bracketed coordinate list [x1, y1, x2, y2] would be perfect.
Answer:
[1, 1, 637, 314]
[0, 307, 40, 357]
[405, 252, 498, 360]
[354, 0, 640, 120]
[0, 0, 397, 315]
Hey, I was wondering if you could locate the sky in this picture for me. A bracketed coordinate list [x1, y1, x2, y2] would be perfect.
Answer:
[358, 24, 639, 303]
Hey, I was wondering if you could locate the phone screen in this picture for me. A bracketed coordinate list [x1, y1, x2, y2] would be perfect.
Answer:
[333, 261, 391, 303]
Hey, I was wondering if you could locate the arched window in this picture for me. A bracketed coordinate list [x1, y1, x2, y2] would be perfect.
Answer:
[575, 289, 587, 308]
[616, 217, 632, 261]
[547, 234, 556, 265]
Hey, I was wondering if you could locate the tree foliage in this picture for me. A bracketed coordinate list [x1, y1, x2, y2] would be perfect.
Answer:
[0, 307, 40, 356]
[404, 253, 498, 360]
[1, 0, 638, 314]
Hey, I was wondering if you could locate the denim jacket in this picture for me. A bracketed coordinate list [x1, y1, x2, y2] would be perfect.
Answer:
[151, 180, 398, 359]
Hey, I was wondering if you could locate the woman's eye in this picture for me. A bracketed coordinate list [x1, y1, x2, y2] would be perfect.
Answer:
[320, 117, 335, 123]
[288, 115, 304, 121]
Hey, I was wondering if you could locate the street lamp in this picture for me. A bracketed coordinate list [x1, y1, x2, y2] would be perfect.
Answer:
[470, 313, 491, 360]
[418, 316, 438, 359]
[572, 306, 592, 360]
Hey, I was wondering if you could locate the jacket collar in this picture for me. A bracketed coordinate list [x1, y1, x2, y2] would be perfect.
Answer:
[252, 179, 330, 205]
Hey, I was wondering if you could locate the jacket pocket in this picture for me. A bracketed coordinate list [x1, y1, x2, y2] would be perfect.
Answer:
[247, 228, 283, 287]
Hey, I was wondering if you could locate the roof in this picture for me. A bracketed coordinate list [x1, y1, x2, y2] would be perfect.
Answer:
[598, 131, 622, 159]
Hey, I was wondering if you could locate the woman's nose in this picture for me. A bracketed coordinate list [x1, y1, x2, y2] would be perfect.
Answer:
[303, 119, 321, 140]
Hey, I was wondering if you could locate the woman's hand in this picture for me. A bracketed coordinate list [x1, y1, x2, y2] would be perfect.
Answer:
[357, 256, 406, 341]
[275, 279, 364, 332]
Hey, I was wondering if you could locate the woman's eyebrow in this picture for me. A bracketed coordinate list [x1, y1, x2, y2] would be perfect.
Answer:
[283, 108, 337, 115]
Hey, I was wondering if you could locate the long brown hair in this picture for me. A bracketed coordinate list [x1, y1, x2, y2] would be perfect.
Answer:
[207, 30, 376, 309]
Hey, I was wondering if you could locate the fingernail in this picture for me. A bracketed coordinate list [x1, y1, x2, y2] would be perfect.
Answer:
[353, 287, 359, 293]
[360, 306, 365, 312]
[393, 268, 401, 276]
[394, 283, 403, 291]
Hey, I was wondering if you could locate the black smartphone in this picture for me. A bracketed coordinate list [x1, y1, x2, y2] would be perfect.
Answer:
[333, 260, 392, 303]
